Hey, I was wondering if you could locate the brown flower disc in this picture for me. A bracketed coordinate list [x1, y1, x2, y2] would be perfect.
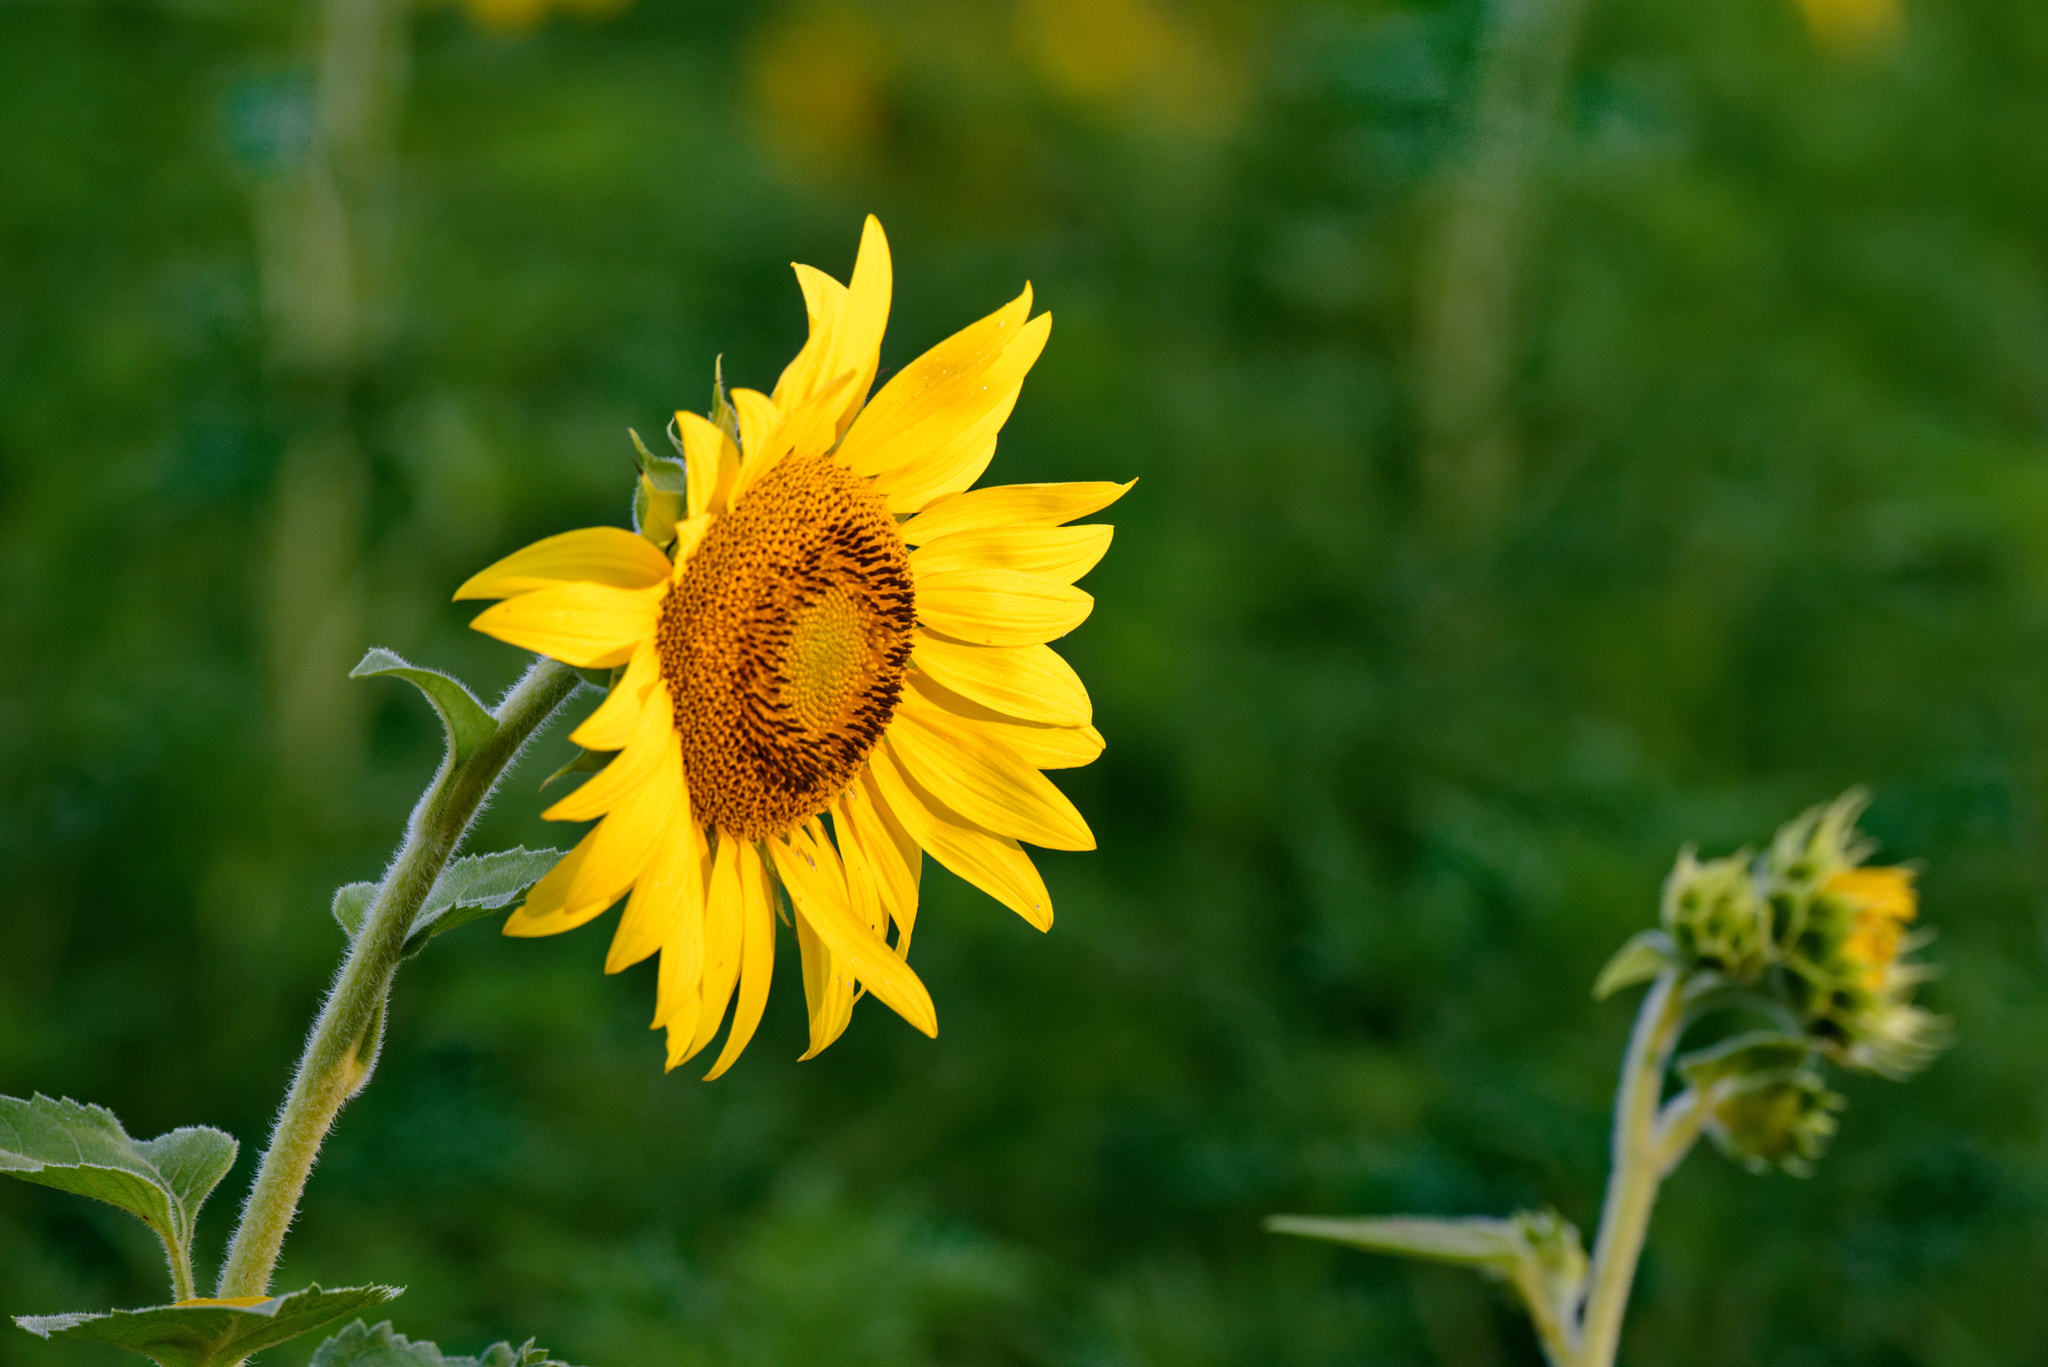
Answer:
[656, 455, 915, 841]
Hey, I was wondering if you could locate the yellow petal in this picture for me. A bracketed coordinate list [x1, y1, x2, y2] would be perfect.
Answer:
[675, 411, 740, 519]
[469, 581, 662, 669]
[772, 216, 893, 439]
[730, 388, 781, 488]
[910, 629, 1091, 726]
[677, 834, 745, 1066]
[901, 479, 1136, 545]
[787, 823, 859, 1058]
[868, 742, 1054, 930]
[840, 774, 922, 951]
[545, 678, 676, 822]
[454, 527, 674, 601]
[504, 828, 598, 937]
[547, 750, 684, 931]
[705, 839, 780, 1078]
[905, 671, 1102, 769]
[911, 524, 1112, 586]
[769, 826, 938, 1039]
[860, 314, 1052, 514]
[608, 782, 703, 974]
[568, 640, 660, 751]
[889, 694, 1095, 851]
[652, 833, 707, 1044]
[915, 569, 1093, 646]
[836, 291, 1047, 508]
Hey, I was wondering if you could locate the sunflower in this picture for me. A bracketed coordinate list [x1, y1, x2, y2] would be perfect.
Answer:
[456, 217, 1127, 1076]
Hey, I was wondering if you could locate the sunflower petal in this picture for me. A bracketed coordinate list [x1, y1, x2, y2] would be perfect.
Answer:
[900, 479, 1135, 545]
[910, 629, 1091, 726]
[675, 411, 741, 519]
[773, 216, 892, 439]
[545, 678, 676, 822]
[705, 839, 779, 1078]
[679, 835, 746, 1065]
[916, 569, 1093, 646]
[556, 751, 685, 928]
[653, 842, 706, 1045]
[504, 828, 599, 937]
[568, 640, 661, 751]
[769, 827, 938, 1039]
[905, 671, 1103, 769]
[454, 527, 674, 601]
[730, 388, 781, 488]
[868, 742, 1055, 930]
[787, 823, 859, 1059]
[842, 773, 923, 951]
[889, 695, 1095, 851]
[609, 779, 702, 974]
[469, 581, 662, 669]
[911, 524, 1112, 585]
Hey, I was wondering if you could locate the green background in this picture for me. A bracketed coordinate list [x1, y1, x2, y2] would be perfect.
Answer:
[3, 0, 2045, 1362]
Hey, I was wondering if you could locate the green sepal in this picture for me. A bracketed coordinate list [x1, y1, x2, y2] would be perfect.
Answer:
[540, 746, 615, 792]
[0, 1095, 237, 1298]
[350, 649, 497, 768]
[1677, 1030, 1816, 1090]
[330, 849, 565, 953]
[709, 355, 739, 442]
[401, 847, 565, 955]
[13, 1285, 401, 1367]
[311, 1319, 582, 1367]
[627, 428, 688, 493]
[1593, 928, 1678, 1001]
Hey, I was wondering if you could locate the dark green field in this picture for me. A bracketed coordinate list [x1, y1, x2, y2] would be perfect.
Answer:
[4, 0, 2046, 1362]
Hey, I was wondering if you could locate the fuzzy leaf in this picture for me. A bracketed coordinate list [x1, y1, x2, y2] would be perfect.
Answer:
[0, 1095, 236, 1288]
[1593, 929, 1677, 1001]
[402, 847, 566, 954]
[351, 648, 497, 768]
[311, 1320, 581, 1367]
[14, 1284, 400, 1367]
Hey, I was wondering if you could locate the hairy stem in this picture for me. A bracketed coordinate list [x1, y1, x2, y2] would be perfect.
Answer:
[1576, 969, 1688, 1367]
[215, 658, 580, 1298]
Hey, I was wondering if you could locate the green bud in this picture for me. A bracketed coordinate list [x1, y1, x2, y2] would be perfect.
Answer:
[1659, 846, 1769, 982]
[1701, 1069, 1844, 1177]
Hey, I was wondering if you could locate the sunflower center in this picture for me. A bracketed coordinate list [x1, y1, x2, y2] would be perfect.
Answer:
[656, 455, 914, 842]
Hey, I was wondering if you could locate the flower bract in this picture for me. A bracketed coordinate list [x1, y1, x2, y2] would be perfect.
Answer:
[457, 217, 1127, 1075]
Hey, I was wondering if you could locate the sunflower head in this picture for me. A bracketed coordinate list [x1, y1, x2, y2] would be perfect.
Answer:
[1659, 845, 1769, 983]
[457, 217, 1129, 1076]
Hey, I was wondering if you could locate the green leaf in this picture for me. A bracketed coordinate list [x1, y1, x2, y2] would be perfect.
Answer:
[350, 648, 497, 768]
[0, 1096, 237, 1295]
[332, 882, 377, 941]
[13, 1285, 400, 1367]
[401, 847, 565, 955]
[311, 1320, 582, 1367]
[1265, 1213, 1532, 1267]
[1593, 928, 1678, 1000]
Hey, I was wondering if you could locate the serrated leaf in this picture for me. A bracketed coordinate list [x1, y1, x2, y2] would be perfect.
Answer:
[14, 1284, 400, 1367]
[333, 882, 377, 941]
[0, 1096, 237, 1295]
[1593, 928, 1678, 1000]
[399, 847, 566, 955]
[350, 648, 497, 768]
[311, 1320, 581, 1367]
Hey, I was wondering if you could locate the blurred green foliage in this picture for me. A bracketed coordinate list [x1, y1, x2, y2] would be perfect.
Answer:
[4, 0, 2048, 1363]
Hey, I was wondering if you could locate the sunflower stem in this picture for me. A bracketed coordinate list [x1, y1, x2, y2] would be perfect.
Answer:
[1575, 969, 1689, 1367]
[215, 657, 581, 1298]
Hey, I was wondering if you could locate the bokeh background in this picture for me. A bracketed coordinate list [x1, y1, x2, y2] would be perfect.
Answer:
[4, 0, 2047, 1362]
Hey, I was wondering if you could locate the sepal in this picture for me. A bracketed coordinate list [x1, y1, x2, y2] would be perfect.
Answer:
[311, 1319, 583, 1367]
[14, 1284, 401, 1367]
[350, 649, 497, 768]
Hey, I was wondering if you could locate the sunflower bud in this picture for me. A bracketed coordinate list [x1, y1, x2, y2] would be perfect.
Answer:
[1762, 792, 1950, 1078]
[1659, 847, 1768, 982]
[1702, 1068, 1844, 1177]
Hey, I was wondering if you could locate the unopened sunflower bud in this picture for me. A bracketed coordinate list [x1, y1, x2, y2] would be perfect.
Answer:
[1701, 1069, 1844, 1177]
[1659, 847, 1769, 982]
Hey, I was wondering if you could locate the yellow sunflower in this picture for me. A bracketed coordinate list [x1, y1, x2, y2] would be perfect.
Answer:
[455, 216, 1127, 1077]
